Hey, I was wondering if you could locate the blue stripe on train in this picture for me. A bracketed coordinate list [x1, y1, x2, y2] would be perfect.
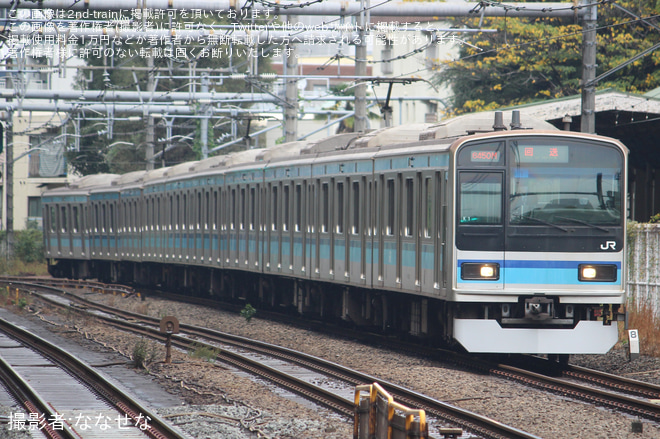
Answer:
[457, 259, 621, 285]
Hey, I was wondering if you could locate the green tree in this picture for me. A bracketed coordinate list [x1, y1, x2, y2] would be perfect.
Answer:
[435, 1, 660, 114]
[14, 221, 44, 264]
[67, 13, 275, 175]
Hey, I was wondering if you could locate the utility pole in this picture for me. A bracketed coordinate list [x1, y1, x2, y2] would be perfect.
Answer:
[284, 15, 298, 143]
[145, 53, 155, 170]
[4, 111, 13, 257]
[200, 74, 210, 158]
[580, 0, 597, 133]
[353, 0, 368, 133]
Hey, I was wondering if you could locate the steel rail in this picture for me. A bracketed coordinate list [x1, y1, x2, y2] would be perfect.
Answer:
[16, 279, 542, 439]
[492, 363, 660, 423]
[0, 356, 72, 439]
[0, 317, 191, 439]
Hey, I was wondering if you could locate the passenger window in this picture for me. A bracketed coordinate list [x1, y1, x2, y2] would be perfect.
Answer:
[50, 206, 57, 233]
[337, 182, 344, 234]
[321, 183, 329, 233]
[183, 194, 188, 230]
[386, 179, 395, 236]
[61, 206, 67, 233]
[272, 186, 278, 231]
[72, 206, 79, 233]
[295, 184, 302, 232]
[283, 185, 290, 232]
[352, 181, 360, 235]
[250, 188, 256, 231]
[424, 177, 432, 238]
[405, 178, 413, 237]
[109, 204, 114, 233]
[240, 188, 246, 231]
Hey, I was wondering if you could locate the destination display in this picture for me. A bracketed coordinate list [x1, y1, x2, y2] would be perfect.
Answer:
[514, 144, 570, 163]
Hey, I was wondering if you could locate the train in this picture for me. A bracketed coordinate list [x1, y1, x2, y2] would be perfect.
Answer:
[42, 110, 628, 355]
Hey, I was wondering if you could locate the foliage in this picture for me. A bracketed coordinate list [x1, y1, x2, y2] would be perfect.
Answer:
[435, 1, 660, 114]
[17, 297, 28, 309]
[315, 83, 380, 133]
[626, 301, 660, 357]
[649, 213, 660, 224]
[13, 221, 44, 264]
[66, 13, 274, 175]
[189, 342, 219, 363]
[240, 303, 257, 323]
[132, 338, 159, 369]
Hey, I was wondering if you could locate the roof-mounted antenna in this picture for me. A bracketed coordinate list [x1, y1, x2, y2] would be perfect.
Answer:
[493, 111, 507, 131]
[510, 110, 522, 130]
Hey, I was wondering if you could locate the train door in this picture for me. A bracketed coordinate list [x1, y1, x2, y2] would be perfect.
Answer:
[217, 187, 226, 267]
[246, 183, 260, 271]
[292, 181, 306, 276]
[333, 177, 347, 282]
[83, 205, 89, 258]
[264, 181, 277, 273]
[415, 170, 445, 295]
[381, 173, 400, 288]
[374, 175, 384, 288]
[195, 189, 203, 263]
[365, 177, 375, 288]
[237, 185, 247, 269]
[282, 181, 292, 274]
[307, 179, 320, 280]
[400, 171, 421, 292]
[202, 189, 211, 263]
[228, 185, 239, 267]
[428, 171, 447, 296]
[59, 204, 70, 256]
[348, 175, 367, 286]
[210, 189, 219, 265]
[318, 178, 332, 281]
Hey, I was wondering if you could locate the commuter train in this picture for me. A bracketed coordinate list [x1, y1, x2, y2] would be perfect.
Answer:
[42, 111, 628, 355]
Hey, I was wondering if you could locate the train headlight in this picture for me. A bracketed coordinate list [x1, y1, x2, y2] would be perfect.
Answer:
[578, 264, 617, 282]
[461, 263, 500, 281]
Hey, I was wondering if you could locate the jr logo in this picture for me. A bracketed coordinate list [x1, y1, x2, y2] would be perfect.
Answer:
[600, 241, 617, 250]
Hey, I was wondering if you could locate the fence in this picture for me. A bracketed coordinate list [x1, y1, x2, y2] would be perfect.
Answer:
[627, 223, 660, 312]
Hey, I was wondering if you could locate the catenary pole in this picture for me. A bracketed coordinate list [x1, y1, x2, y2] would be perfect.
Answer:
[580, 0, 597, 133]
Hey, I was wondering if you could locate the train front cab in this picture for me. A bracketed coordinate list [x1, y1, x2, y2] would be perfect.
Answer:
[449, 132, 627, 354]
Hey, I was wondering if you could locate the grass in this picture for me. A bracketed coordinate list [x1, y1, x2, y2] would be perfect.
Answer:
[626, 301, 660, 357]
[0, 260, 49, 277]
[189, 342, 219, 363]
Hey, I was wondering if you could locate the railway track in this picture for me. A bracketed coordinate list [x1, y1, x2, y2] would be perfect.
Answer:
[491, 357, 660, 423]
[0, 315, 191, 439]
[8, 277, 660, 435]
[2, 277, 542, 439]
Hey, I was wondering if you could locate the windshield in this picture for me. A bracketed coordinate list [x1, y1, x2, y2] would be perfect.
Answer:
[509, 140, 623, 226]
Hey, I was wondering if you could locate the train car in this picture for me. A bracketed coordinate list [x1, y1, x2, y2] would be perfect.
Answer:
[42, 111, 628, 355]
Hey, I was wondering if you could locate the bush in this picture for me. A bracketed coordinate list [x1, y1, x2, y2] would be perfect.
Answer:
[132, 338, 159, 369]
[189, 342, 219, 363]
[14, 221, 44, 264]
[240, 304, 256, 323]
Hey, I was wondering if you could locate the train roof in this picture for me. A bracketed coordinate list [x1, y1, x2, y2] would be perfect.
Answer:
[46, 111, 570, 196]
[69, 174, 120, 189]
[351, 123, 435, 149]
[116, 170, 147, 186]
[165, 161, 199, 178]
[420, 111, 558, 141]
[256, 140, 308, 162]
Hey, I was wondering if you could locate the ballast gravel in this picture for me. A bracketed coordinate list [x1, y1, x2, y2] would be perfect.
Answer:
[19, 291, 660, 439]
